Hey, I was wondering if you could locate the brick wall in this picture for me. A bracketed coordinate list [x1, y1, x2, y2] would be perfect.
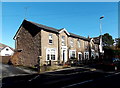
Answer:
[0, 56, 11, 64]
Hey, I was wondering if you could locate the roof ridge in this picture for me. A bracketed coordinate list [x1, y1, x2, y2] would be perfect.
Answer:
[24, 19, 89, 41]
[0, 43, 14, 51]
[26, 20, 59, 31]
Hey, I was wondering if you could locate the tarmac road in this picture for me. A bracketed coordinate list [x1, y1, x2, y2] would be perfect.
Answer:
[2, 67, 112, 88]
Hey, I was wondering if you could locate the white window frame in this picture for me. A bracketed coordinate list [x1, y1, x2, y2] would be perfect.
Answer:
[49, 34, 53, 44]
[95, 44, 98, 50]
[46, 48, 57, 61]
[91, 49, 95, 59]
[78, 40, 81, 48]
[61, 36, 65, 46]
[84, 52, 89, 60]
[84, 41, 88, 49]
[70, 39, 74, 47]
[69, 50, 76, 59]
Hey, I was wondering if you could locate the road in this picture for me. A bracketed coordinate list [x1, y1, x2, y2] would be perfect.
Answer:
[63, 72, 120, 88]
[2, 66, 120, 88]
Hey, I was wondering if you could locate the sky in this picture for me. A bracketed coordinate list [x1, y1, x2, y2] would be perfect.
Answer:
[1, 2, 118, 48]
[1, 0, 120, 2]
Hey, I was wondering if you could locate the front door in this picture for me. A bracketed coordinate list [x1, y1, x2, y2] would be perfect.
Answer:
[78, 52, 82, 61]
[63, 50, 65, 62]
[61, 46, 67, 63]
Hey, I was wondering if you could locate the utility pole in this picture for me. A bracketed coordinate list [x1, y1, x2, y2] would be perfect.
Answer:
[99, 16, 104, 54]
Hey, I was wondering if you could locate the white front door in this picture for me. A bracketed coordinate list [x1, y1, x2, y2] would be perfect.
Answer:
[61, 46, 67, 63]
[78, 52, 82, 61]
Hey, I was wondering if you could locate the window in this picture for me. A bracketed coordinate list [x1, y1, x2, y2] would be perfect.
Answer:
[49, 34, 53, 44]
[78, 40, 81, 48]
[61, 36, 65, 46]
[47, 50, 50, 60]
[6, 48, 9, 51]
[84, 42, 88, 49]
[51, 49, 55, 60]
[95, 45, 98, 50]
[84, 52, 89, 60]
[5, 54, 10, 56]
[46, 48, 56, 61]
[70, 39, 74, 47]
[69, 50, 76, 59]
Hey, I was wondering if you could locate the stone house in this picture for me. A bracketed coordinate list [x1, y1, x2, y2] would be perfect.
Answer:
[12, 19, 100, 67]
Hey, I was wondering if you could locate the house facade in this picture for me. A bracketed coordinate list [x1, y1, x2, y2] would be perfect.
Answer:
[0, 43, 14, 56]
[12, 19, 100, 67]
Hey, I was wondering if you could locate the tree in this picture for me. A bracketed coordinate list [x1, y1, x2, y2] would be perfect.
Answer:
[102, 33, 114, 47]
[115, 38, 120, 48]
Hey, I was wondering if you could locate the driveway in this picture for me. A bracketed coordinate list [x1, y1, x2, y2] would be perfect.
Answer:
[0, 63, 31, 78]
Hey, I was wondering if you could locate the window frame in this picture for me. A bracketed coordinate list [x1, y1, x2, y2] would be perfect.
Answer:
[69, 50, 76, 59]
[70, 39, 74, 47]
[61, 36, 65, 46]
[49, 34, 53, 44]
[46, 48, 57, 61]
[84, 52, 89, 60]
[78, 40, 81, 48]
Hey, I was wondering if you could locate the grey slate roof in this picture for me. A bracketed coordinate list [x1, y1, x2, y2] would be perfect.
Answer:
[28, 20, 59, 33]
[25, 20, 89, 41]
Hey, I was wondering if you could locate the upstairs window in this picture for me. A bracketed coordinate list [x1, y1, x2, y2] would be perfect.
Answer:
[6, 48, 9, 51]
[78, 40, 81, 48]
[49, 34, 53, 44]
[61, 36, 65, 46]
[95, 45, 98, 50]
[70, 39, 74, 47]
[84, 41, 88, 49]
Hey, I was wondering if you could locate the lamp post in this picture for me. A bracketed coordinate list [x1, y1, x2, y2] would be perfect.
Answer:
[99, 16, 104, 54]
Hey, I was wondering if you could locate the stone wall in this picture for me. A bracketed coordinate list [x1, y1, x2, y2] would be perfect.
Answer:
[13, 21, 41, 67]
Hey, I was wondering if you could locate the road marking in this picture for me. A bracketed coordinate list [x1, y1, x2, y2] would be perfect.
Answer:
[62, 71, 120, 88]
[28, 75, 39, 82]
[115, 72, 120, 75]
[105, 72, 120, 78]
[61, 79, 93, 88]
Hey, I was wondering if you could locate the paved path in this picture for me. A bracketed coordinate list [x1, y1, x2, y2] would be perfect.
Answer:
[0, 63, 34, 78]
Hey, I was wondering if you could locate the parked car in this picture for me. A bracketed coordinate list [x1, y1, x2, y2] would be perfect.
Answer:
[100, 58, 120, 71]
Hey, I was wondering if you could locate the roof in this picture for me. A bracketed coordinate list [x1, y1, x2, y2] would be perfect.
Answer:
[92, 37, 100, 44]
[0, 43, 14, 51]
[14, 19, 89, 41]
[28, 20, 59, 33]
[69, 32, 89, 41]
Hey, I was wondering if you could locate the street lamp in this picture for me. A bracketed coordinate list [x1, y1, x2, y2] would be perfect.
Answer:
[99, 16, 104, 54]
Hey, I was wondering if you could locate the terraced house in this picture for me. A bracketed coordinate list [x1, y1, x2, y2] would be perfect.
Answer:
[12, 19, 99, 67]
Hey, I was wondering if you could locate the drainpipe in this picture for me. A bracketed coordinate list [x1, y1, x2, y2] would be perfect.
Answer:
[57, 34, 60, 64]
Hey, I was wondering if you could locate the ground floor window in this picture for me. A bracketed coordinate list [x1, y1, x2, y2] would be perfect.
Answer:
[96, 53, 99, 59]
[91, 52, 95, 59]
[69, 50, 76, 59]
[84, 52, 89, 60]
[46, 48, 56, 61]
